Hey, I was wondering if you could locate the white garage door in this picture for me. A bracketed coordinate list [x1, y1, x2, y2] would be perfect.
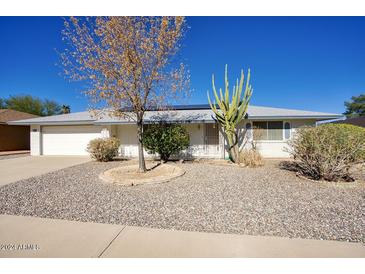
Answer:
[42, 125, 102, 155]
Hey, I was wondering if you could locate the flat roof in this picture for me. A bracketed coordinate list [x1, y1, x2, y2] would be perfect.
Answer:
[8, 104, 344, 125]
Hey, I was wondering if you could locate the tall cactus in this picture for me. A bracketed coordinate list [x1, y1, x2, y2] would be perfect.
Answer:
[207, 65, 253, 163]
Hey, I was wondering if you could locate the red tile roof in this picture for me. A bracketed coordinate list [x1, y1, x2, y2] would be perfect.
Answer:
[0, 109, 39, 123]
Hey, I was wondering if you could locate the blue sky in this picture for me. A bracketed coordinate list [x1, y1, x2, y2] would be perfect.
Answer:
[0, 16, 364, 114]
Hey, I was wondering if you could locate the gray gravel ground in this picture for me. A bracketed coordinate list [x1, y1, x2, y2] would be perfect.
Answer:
[0, 160, 364, 243]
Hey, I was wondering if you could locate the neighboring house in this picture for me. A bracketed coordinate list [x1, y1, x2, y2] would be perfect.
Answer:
[332, 116, 365, 128]
[9, 104, 342, 158]
[0, 109, 39, 151]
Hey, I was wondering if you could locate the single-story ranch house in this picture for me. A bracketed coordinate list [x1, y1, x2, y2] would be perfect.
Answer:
[9, 104, 342, 158]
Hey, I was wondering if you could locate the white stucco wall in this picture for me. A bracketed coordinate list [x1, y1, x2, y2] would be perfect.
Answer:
[115, 123, 222, 159]
[29, 119, 317, 158]
[183, 124, 205, 158]
[237, 119, 316, 158]
[30, 125, 41, 156]
[116, 124, 140, 157]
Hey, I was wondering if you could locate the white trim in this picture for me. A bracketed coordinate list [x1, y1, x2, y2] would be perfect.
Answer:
[248, 115, 343, 120]
[8, 121, 95, 126]
[255, 140, 286, 143]
[283, 121, 291, 140]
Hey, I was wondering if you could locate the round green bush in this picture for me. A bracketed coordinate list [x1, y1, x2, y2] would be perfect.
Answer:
[287, 123, 365, 181]
[143, 124, 190, 161]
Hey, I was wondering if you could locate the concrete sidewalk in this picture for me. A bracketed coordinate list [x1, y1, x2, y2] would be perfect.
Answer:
[0, 156, 90, 186]
[0, 150, 29, 156]
[0, 214, 364, 258]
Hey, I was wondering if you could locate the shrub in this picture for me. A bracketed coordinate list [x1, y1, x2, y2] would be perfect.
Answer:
[143, 124, 190, 161]
[239, 149, 264, 167]
[87, 137, 120, 162]
[286, 123, 365, 181]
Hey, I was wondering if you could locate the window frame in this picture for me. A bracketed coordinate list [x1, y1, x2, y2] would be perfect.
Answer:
[252, 121, 285, 142]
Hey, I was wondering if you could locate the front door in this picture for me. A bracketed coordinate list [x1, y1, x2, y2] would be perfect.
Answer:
[204, 123, 220, 157]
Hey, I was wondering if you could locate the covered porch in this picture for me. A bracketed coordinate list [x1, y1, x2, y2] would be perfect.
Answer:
[103, 123, 224, 159]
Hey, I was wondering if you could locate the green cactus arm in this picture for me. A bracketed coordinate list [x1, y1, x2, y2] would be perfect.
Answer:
[212, 75, 220, 105]
[216, 115, 226, 125]
[212, 75, 226, 111]
[237, 70, 244, 105]
[207, 65, 253, 163]
[207, 92, 216, 112]
[212, 74, 217, 95]
[220, 88, 229, 111]
[219, 87, 224, 103]
[236, 94, 251, 123]
[224, 64, 229, 106]
[243, 86, 252, 104]
[236, 82, 240, 106]
[231, 84, 237, 110]
[208, 91, 227, 126]
[244, 69, 251, 98]
[227, 93, 235, 117]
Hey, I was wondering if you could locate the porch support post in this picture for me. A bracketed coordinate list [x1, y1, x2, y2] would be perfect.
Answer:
[30, 125, 41, 156]
[101, 125, 111, 138]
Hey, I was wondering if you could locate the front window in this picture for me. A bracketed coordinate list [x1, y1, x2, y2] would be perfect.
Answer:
[253, 121, 283, 141]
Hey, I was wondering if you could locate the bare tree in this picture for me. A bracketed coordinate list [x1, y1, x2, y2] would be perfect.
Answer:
[61, 17, 189, 172]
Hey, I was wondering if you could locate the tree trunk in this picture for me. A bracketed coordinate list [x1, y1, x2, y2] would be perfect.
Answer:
[137, 118, 147, 172]
[227, 134, 234, 162]
[227, 131, 240, 164]
[233, 131, 240, 164]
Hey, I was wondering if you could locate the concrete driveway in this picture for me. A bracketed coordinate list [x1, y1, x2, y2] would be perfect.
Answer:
[0, 156, 91, 186]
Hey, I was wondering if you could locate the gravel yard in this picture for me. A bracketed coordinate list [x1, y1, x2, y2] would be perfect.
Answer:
[0, 160, 364, 243]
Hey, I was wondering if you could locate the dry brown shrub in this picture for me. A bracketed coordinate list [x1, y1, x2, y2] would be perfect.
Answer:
[239, 149, 264, 168]
[285, 123, 365, 181]
[87, 137, 120, 162]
